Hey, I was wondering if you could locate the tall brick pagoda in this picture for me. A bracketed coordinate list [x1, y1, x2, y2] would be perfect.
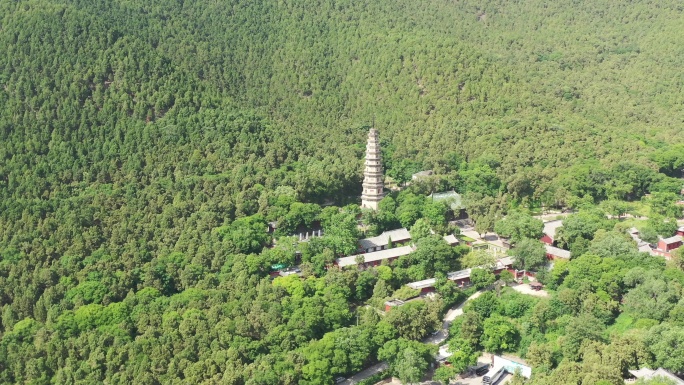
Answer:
[361, 128, 384, 210]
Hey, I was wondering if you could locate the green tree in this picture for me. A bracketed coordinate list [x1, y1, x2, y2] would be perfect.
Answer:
[499, 269, 515, 284]
[410, 218, 432, 241]
[510, 238, 547, 271]
[217, 214, 270, 254]
[588, 230, 638, 258]
[481, 314, 518, 353]
[638, 226, 659, 244]
[494, 211, 544, 244]
[646, 324, 684, 373]
[378, 339, 436, 383]
[445, 337, 480, 373]
[623, 278, 678, 321]
[647, 215, 679, 238]
[461, 249, 498, 269]
[600, 200, 632, 219]
[470, 268, 496, 290]
[556, 210, 611, 253]
[433, 366, 459, 385]
[385, 300, 441, 340]
[456, 311, 483, 347]
[561, 313, 606, 360]
[646, 192, 682, 218]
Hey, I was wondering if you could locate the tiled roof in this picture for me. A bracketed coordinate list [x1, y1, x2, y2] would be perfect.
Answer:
[629, 368, 684, 384]
[661, 235, 683, 244]
[443, 234, 459, 244]
[358, 228, 411, 250]
[543, 220, 563, 239]
[338, 245, 414, 267]
[407, 278, 437, 290]
[405, 256, 514, 289]
[545, 245, 571, 259]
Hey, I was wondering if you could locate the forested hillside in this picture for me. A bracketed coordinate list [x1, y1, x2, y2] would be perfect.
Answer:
[1, 0, 684, 384]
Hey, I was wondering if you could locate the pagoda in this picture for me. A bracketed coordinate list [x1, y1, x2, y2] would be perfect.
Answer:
[361, 128, 384, 210]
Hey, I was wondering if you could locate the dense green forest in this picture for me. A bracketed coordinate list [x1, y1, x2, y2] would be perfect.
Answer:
[1, 0, 684, 384]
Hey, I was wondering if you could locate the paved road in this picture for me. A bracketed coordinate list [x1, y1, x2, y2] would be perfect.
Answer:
[423, 290, 483, 345]
[344, 291, 484, 383]
[340, 362, 388, 385]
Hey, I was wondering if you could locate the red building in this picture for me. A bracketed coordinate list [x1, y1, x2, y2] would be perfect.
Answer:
[406, 257, 515, 292]
[545, 245, 571, 260]
[657, 236, 682, 255]
[540, 220, 563, 246]
[336, 245, 414, 268]
[384, 299, 406, 312]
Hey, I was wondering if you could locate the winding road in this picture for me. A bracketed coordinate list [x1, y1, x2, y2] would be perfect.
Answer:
[342, 291, 484, 384]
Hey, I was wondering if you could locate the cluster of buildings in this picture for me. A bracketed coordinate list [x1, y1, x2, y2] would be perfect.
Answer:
[539, 219, 572, 261]
[404, 257, 515, 294]
[629, 226, 684, 258]
[272, 127, 683, 288]
[335, 227, 460, 268]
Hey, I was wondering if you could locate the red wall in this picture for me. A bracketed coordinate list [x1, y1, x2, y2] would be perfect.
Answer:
[658, 240, 683, 252]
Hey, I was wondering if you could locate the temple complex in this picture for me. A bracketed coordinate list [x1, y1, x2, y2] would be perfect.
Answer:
[361, 127, 384, 210]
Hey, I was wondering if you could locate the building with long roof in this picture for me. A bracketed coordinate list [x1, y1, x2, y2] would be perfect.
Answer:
[358, 228, 412, 253]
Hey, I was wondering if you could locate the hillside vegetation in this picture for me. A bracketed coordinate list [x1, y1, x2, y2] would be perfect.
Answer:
[1, 0, 684, 384]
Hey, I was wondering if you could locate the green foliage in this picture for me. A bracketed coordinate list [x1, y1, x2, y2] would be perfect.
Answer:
[218, 214, 271, 254]
[588, 230, 638, 258]
[646, 324, 684, 373]
[396, 235, 462, 281]
[599, 199, 633, 218]
[391, 286, 421, 301]
[445, 337, 479, 373]
[434, 278, 466, 309]
[481, 314, 519, 353]
[638, 226, 659, 244]
[623, 277, 680, 321]
[470, 268, 497, 290]
[466, 291, 500, 319]
[511, 238, 547, 271]
[452, 311, 483, 348]
[433, 366, 459, 385]
[301, 326, 376, 382]
[385, 299, 441, 340]
[561, 313, 606, 360]
[499, 270, 515, 284]
[495, 211, 544, 244]
[646, 193, 682, 218]
[465, 192, 501, 236]
[647, 216, 680, 238]
[461, 249, 498, 269]
[1, 0, 684, 383]
[378, 338, 436, 383]
[409, 218, 432, 241]
[556, 210, 614, 255]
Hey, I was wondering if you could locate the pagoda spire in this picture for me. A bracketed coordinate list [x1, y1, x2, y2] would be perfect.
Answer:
[361, 127, 384, 210]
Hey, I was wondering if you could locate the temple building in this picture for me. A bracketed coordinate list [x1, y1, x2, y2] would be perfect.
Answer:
[361, 127, 384, 210]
